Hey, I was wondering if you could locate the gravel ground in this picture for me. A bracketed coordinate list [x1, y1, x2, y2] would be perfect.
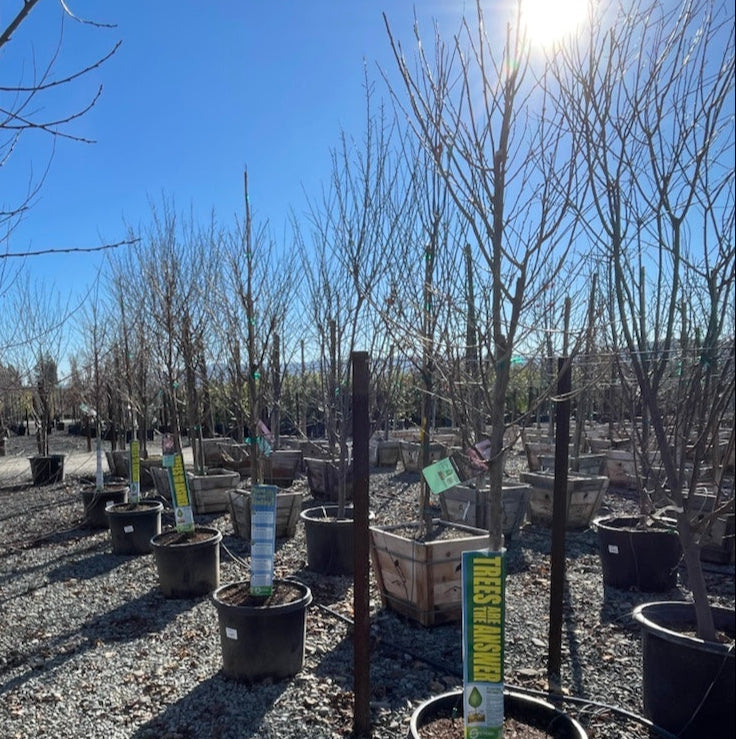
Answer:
[0, 433, 733, 739]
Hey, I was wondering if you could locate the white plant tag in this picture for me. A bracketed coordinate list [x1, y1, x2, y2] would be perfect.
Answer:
[608, 544, 619, 554]
[225, 627, 238, 640]
[124, 525, 134, 533]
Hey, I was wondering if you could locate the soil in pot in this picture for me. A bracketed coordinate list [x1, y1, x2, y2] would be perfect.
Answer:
[150, 525, 222, 598]
[212, 579, 312, 682]
[410, 689, 587, 738]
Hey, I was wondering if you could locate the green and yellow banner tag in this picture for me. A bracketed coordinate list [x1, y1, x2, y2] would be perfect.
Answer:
[462, 550, 506, 739]
[250, 484, 278, 596]
[168, 452, 194, 532]
[129, 439, 141, 503]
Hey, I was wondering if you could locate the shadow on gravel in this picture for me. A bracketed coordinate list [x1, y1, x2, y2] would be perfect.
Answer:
[47, 545, 131, 583]
[0, 588, 194, 695]
[0, 538, 109, 598]
[512, 523, 600, 561]
[129, 672, 289, 739]
[82, 588, 197, 642]
[598, 584, 686, 630]
[289, 567, 353, 602]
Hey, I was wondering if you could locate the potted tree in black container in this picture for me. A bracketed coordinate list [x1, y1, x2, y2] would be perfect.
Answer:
[28, 353, 65, 485]
[149, 442, 222, 598]
[557, 1, 736, 735]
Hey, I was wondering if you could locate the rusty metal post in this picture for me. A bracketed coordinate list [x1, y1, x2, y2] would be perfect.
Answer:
[548, 355, 571, 693]
[351, 351, 371, 737]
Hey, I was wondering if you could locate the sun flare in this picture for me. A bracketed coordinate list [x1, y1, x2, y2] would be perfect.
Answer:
[520, 0, 588, 47]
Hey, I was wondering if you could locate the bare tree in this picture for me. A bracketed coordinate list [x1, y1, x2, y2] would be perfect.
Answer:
[219, 171, 297, 482]
[298, 82, 407, 514]
[135, 198, 208, 453]
[1, 1, 120, 257]
[554, 0, 735, 639]
[383, 0, 581, 549]
[9, 276, 71, 457]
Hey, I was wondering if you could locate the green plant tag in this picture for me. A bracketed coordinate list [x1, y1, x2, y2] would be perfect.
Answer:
[422, 456, 462, 495]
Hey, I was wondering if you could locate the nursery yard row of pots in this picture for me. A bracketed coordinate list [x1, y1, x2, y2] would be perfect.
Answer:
[0, 433, 733, 738]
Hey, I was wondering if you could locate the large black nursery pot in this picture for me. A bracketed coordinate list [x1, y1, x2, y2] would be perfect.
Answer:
[632, 601, 735, 739]
[29, 454, 66, 485]
[106, 499, 164, 555]
[150, 525, 222, 598]
[212, 579, 312, 682]
[594, 515, 681, 592]
[300, 504, 372, 576]
[80, 482, 129, 528]
[408, 688, 588, 738]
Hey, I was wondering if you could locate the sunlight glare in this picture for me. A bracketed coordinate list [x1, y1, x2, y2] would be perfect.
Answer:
[521, 0, 588, 46]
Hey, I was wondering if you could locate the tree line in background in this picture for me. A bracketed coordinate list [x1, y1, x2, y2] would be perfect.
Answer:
[0, 0, 733, 471]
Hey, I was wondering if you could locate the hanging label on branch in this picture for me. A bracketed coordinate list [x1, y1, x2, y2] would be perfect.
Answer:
[422, 455, 462, 495]
[129, 439, 141, 503]
[422, 440, 492, 496]
[462, 550, 506, 739]
[250, 484, 277, 596]
[168, 452, 194, 532]
[162, 433, 175, 467]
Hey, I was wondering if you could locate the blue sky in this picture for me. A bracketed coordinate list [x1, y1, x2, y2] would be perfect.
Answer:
[4, 1, 485, 300]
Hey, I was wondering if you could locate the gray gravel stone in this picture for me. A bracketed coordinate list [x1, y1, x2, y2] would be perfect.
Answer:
[1, 435, 733, 738]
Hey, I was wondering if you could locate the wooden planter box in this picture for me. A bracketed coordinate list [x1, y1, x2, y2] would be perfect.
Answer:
[520, 471, 609, 529]
[196, 439, 252, 475]
[369, 519, 488, 627]
[105, 450, 129, 478]
[574, 454, 606, 476]
[304, 457, 353, 501]
[369, 439, 401, 468]
[687, 487, 735, 564]
[187, 468, 240, 514]
[150, 466, 172, 499]
[439, 483, 531, 540]
[588, 438, 611, 453]
[262, 449, 303, 488]
[399, 441, 447, 473]
[105, 451, 162, 489]
[538, 453, 606, 476]
[228, 489, 302, 540]
[605, 449, 638, 488]
[139, 456, 164, 490]
[524, 441, 555, 472]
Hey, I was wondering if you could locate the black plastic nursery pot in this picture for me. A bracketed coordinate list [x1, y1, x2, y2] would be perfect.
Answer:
[300, 504, 370, 576]
[408, 688, 588, 738]
[632, 601, 735, 739]
[150, 525, 222, 598]
[594, 516, 681, 592]
[29, 454, 66, 485]
[212, 579, 313, 682]
[80, 484, 129, 528]
[106, 499, 164, 555]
